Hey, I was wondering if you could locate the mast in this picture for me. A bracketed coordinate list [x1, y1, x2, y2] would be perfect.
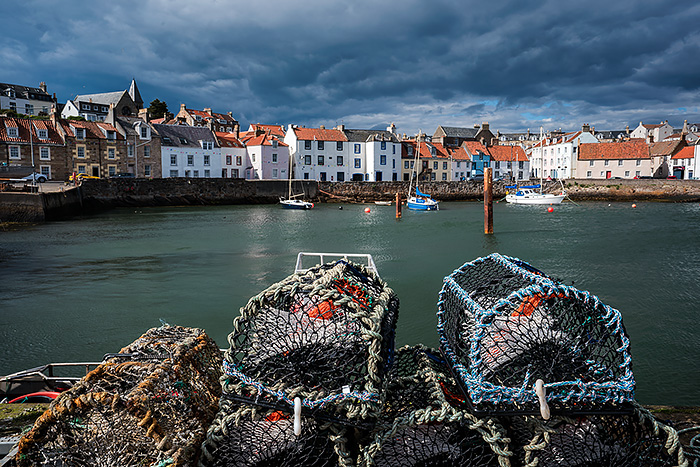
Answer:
[539, 126, 544, 194]
[408, 132, 421, 198]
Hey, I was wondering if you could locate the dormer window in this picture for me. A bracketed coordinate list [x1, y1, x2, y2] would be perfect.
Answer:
[407, 146, 413, 156]
[179, 137, 188, 144]
[6, 88, 16, 98]
[272, 139, 278, 149]
[75, 128, 85, 140]
[201, 141, 213, 150]
[140, 126, 149, 139]
[107, 130, 116, 141]
[162, 136, 172, 145]
[38, 129, 48, 139]
[7, 127, 18, 138]
[195, 115, 202, 122]
[82, 103, 90, 110]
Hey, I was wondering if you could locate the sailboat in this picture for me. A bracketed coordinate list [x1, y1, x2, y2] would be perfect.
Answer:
[406, 134, 439, 211]
[506, 127, 565, 205]
[280, 154, 314, 209]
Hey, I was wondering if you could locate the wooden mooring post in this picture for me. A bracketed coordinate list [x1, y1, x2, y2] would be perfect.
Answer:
[396, 192, 402, 218]
[484, 167, 493, 234]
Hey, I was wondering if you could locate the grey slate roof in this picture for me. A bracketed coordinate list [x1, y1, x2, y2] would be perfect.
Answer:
[436, 126, 479, 138]
[342, 129, 400, 143]
[74, 91, 125, 105]
[1, 82, 54, 102]
[153, 124, 218, 148]
[116, 116, 153, 138]
[594, 130, 628, 140]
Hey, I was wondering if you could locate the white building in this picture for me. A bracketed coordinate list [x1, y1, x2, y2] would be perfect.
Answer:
[0, 82, 55, 116]
[215, 132, 248, 178]
[670, 145, 696, 179]
[630, 121, 674, 143]
[528, 126, 599, 179]
[340, 125, 401, 181]
[241, 131, 289, 180]
[284, 125, 349, 181]
[153, 124, 220, 178]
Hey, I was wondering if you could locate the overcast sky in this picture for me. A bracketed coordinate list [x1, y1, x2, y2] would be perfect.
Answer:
[3, 0, 700, 136]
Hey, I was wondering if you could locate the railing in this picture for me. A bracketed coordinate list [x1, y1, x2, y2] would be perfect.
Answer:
[294, 252, 379, 277]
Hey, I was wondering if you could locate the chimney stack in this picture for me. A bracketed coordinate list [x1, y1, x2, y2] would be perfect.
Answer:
[39, 82, 47, 93]
[139, 108, 150, 123]
[180, 103, 186, 112]
[319, 124, 325, 129]
[582, 123, 591, 133]
[204, 108, 212, 115]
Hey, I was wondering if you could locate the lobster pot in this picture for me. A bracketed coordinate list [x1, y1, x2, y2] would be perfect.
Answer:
[504, 405, 685, 466]
[224, 260, 399, 425]
[199, 397, 350, 467]
[437, 253, 635, 415]
[360, 345, 508, 467]
[14, 326, 222, 467]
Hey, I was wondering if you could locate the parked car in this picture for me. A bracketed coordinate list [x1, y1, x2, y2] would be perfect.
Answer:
[21, 172, 47, 183]
[114, 173, 135, 178]
[69, 173, 100, 182]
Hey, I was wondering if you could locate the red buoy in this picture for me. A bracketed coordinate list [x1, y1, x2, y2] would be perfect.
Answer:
[547, 207, 554, 213]
[632, 204, 637, 208]
[364, 207, 371, 213]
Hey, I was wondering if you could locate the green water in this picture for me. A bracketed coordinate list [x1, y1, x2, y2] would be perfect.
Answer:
[1, 201, 699, 405]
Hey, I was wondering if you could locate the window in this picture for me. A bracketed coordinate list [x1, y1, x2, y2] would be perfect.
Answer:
[375, 171, 382, 181]
[636, 170, 641, 177]
[179, 137, 187, 144]
[272, 168, 278, 178]
[236, 156, 242, 165]
[587, 171, 592, 177]
[204, 169, 210, 177]
[25, 104, 34, 115]
[101, 106, 107, 112]
[128, 145, 134, 157]
[304, 173, 309, 180]
[78, 165, 86, 174]
[625, 170, 630, 177]
[37, 129, 48, 139]
[456, 161, 461, 168]
[318, 141, 324, 150]
[193, 170, 199, 177]
[604, 160, 609, 166]
[320, 172, 327, 181]
[204, 155, 210, 166]
[144, 146, 150, 158]
[144, 165, 151, 177]
[140, 127, 148, 138]
[318, 155, 324, 165]
[272, 140, 278, 149]
[600, 171, 605, 177]
[187, 155, 194, 166]
[304, 140, 312, 150]
[201, 141, 213, 150]
[337, 155, 343, 165]
[40, 166, 50, 177]
[170, 170, 179, 177]
[107, 131, 116, 141]
[233, 169, 239, 177]
[108, 148, 115, 159]
[76, 128, 85, 140]
[305, 155, 312, 165]
[40, 147, 50, 160]
[442, 173, 447, 180]
[589, 160, 594, 166]
[272, 153, 278, 163]
[9, 102, 16, 112]
[9, 146, 20, 159]
[636, 160, 641, 166]
[518, 161, 524, 169]
[443, 161, 447, 170]
[433, 161, 438, 170]
[354, 158, 361, 168]
[108, 166, 116, 176]
[381, 141, 386, 150]
[337, 172, 345, 181]
[77, 146, 85, 158]
[170, 155, 177, 166]
[618, 160, 623, 166]
[431, 172, 436, 180]
[354, 144, 361, 154]
[336, 141, 343, 151]
[404, 161, 410, 169]
[380, 155, 386, 165]
[226, 155, 232, 165]
[7, 127, 18, 137]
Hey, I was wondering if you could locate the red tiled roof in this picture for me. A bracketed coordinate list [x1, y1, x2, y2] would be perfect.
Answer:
[578, 140, 650, 160]
[242, 133, 288, 147]
[671, 145, 694, 160]
[249, 124, 285, 137]
[488, 145, 528, 162]
[215, 132, 245, 148]
[292, 127, 347, 142]
[187, 108, 237, 123]
[0, 116, 64, 145]
[649, 140, 683, 157]
[59, 119, 123, 140]
[461, 141, 489, 155]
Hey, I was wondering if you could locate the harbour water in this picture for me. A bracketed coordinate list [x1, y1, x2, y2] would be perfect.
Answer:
[1, 201, 699, 406]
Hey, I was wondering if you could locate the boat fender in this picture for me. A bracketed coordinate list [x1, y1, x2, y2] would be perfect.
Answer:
[294, 396, 302, 436]
[535, 379, 550, 420]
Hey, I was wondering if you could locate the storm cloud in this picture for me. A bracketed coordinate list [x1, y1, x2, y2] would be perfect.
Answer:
[3, 0, 700, 135]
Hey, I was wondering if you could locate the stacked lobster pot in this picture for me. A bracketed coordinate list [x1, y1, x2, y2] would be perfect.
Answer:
[13, 326, 223, 467]
[437, 253, 686, 466]
[359, 344, 511, 467]
[201, 259, 399, 467]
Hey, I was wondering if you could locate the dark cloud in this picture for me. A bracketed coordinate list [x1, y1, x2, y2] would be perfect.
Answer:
[2, 0, 700, 134]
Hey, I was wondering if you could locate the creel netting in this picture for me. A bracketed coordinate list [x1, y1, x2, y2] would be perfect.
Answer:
[437, 253, 635, 415]
[13, 325, 222, 467]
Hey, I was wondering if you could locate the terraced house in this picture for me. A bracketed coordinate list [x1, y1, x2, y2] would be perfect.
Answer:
[155, 124, 219, 178]
[58, 119, 128, 178]
[577, 139, 651, 179]
[341, 125, 401, 181]
[284, 125, 349, 181]
[0, 81, 56, 116]
[0, 116, 67, 180]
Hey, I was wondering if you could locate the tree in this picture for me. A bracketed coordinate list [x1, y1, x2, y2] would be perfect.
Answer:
[148, 99, 169, 119]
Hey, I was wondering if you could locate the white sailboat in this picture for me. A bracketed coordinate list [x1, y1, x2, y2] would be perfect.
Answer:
[280, 154, 314, 209]
[406, 134, 439, 211]
[506, 127, 565, 205]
